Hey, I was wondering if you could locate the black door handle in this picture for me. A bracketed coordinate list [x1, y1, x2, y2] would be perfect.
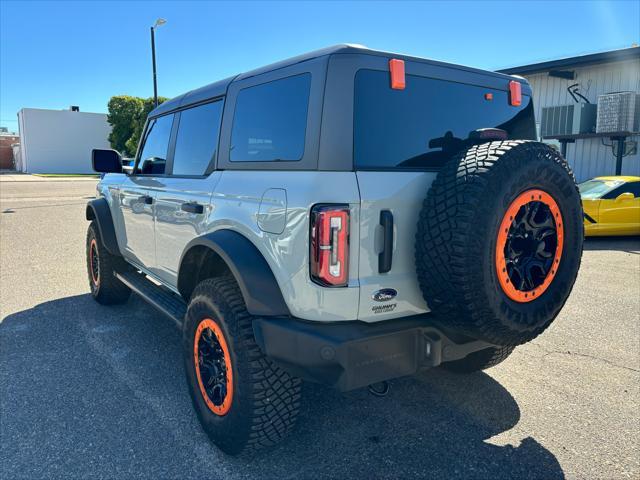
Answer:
[138, 195, 153, 204]
[379, 210, 393, 273]
[181, 202, 204, 214]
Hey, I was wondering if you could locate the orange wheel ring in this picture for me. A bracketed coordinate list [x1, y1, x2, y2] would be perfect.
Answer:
[496, 189, 564, 303]
[193, 318, 234, 416]
[89, 238, 100, 287]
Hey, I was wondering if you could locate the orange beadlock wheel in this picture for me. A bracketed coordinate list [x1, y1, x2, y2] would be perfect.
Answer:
[89, 238, 100, 287]
[193, 318, 234, 416]
[496, 189, 564, 303]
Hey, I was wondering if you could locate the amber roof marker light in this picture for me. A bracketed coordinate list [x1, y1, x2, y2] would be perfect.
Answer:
[389, 59, 406, 90]
[509, 80, 522, 106]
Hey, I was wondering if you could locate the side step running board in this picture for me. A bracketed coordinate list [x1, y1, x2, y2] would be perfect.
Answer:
[115, 271, 186, 327]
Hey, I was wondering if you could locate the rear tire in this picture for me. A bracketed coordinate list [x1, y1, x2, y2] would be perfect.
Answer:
[442, 345, 515, 373]
[183, 276, 301, 455]
[415, 141, 583, 346]
[86, 221, 131, 305]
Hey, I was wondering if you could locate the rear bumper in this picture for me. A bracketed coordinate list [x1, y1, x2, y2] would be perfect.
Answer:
[252, 315, 493, 392]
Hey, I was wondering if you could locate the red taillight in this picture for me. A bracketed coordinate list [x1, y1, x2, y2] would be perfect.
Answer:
[509, 80, 522, 106]
[310, 205, 349, 287]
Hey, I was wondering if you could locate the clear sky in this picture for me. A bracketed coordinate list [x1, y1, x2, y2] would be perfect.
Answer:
[1, 0, 639, 133]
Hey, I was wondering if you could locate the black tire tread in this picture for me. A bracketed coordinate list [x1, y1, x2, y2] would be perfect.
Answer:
[186, 276, 301, 454]
[86, 221, 131, 305]
[442, 345, 515, 373]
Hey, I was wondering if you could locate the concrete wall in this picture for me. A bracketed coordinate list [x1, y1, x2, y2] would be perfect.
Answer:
[17, 108, 111, 174]
[525, 59, 640, 182]
[0, 134, 20, 169]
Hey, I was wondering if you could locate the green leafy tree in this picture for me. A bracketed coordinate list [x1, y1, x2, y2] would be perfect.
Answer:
[107, 96, 142, 156]
[125, 97, 167, 156]
[107, 95, 167, 157]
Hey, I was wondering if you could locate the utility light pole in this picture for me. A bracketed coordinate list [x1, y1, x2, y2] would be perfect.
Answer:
[150, 18, 166, 108]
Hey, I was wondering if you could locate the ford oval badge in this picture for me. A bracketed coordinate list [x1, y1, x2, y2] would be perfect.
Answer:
[372, 288, 397, 302]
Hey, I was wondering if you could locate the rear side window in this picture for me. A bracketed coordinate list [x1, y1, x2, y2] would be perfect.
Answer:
[354, 70, 536, 170]
[230, 73, 311, 162]
[603, 182, 640, 199]
[172, 100, 223, 176]
[137, 114, 174, 175]
[629, 183, 640, 197]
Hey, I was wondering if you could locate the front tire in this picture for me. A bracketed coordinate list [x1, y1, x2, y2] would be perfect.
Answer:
[86, 221, 131, 305]
[183, 276, 301, 455]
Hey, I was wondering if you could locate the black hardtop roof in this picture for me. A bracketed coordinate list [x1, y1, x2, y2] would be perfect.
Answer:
[150, 44, 523, 117]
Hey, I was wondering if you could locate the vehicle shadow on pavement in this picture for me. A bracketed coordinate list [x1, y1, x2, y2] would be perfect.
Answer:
[1, 294, 564, 480]
[583, 236, 640, 253]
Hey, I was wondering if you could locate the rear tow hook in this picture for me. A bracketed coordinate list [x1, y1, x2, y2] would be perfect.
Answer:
[367, 381, 390, 397]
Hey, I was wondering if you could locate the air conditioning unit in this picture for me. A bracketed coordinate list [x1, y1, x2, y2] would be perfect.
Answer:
[596, 92, 640, 134]
[541, 103, 597, 137]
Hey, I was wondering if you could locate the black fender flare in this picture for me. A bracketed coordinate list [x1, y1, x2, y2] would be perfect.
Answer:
[179, 230, 290, 317]
[86, 198, 121, 256]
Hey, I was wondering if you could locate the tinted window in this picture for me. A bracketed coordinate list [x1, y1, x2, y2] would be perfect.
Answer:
[172, 100, 224, 176]
[354, 70, 536, 170]
[230, 74, 311, 162]
[579, 179, 625, 199]
[603, 182, 640, 199]
[137, 114, 174, 175]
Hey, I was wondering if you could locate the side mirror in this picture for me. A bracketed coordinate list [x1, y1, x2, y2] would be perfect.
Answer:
[92, 149, 122, 173]
[615, 192, 634, 202]
[140, 157, 166, 175]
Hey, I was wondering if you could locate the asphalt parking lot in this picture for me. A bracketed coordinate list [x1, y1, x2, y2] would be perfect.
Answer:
[1, 176, 639, 479]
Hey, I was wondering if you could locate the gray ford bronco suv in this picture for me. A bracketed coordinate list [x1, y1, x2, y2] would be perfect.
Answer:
[87, 45, 583, 455]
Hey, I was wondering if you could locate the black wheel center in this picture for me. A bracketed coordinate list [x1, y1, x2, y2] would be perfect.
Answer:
[504, 201, 558, 292]
[197, 329, 228, 406]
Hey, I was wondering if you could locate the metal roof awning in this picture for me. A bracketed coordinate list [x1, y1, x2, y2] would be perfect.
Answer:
[497, 47, 640, 75]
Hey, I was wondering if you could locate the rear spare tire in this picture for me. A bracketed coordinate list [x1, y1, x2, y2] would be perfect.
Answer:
[415, 141, 583, 346]
[442, 345, 515, 373]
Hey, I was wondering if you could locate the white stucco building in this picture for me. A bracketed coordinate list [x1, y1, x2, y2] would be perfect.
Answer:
[16, 107, 111, 173]
[498, 47, 640, 182]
